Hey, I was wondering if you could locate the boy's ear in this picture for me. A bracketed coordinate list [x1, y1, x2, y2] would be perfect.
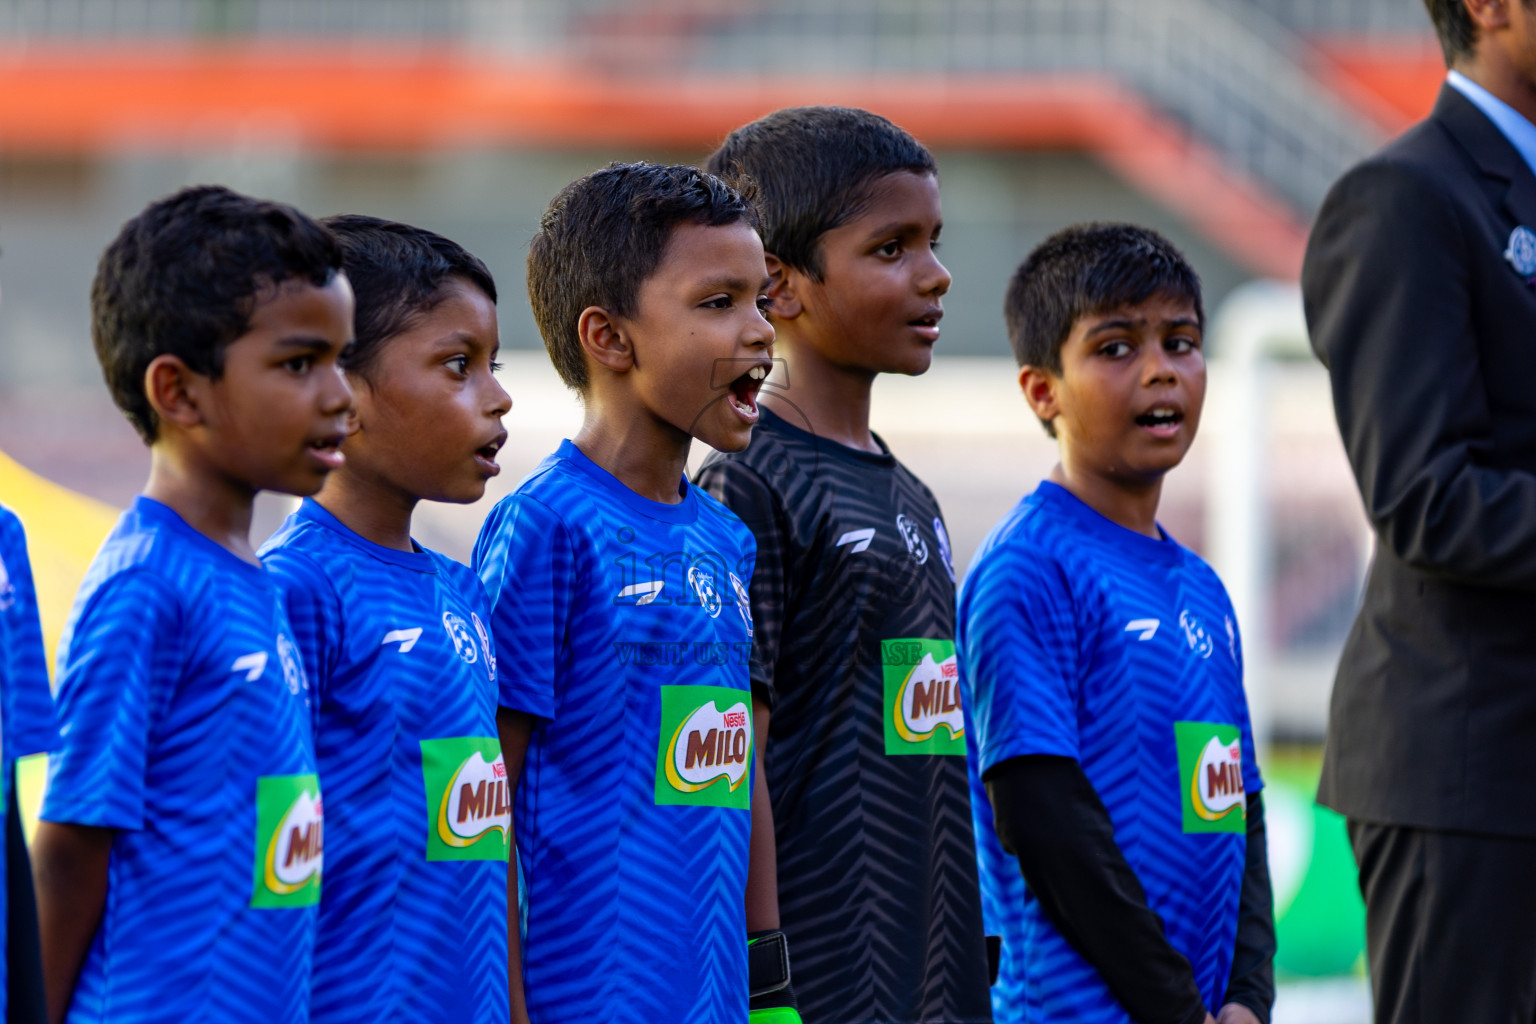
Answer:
[763, 254, 803, 321]
[1018, 364, 1060, 429]
[577, 305, 635, 375]
[143, 354, 209, 433]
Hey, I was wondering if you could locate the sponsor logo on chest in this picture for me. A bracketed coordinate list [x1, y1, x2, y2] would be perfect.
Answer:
[653, 686, 753, 810]
[250, 773, 324, 908]
[420, 737, 511, 862]
[882, 638, 965, 756]
[1174, 721, 1246, 834]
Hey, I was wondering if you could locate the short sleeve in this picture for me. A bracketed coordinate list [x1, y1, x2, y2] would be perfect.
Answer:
[0, 513, 58, 760]
[262, 546, 344, 706]
[472, 494, 575, 722]
[957, 544, 1082, 776]
[695, 460, 789, 711]
[42, 569, 183, 830]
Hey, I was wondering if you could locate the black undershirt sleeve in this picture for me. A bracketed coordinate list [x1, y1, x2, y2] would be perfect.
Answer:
[1222, 793, 1276, 1023]
[983, 754, 1208, 1024]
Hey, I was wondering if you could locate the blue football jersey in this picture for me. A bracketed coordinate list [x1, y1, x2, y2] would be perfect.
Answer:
[42, 496, 322, 1024]
[261, 499, 511, 1024]
[473, 440, 757, 1024]
[0, 505, 60, 1022]
[958, 482, 1262, 1024]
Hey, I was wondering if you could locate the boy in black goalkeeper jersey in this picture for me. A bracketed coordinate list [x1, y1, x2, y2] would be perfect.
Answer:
[696, 107, 992, 1024]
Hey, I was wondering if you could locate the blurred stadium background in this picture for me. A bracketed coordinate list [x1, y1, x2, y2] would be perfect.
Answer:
[0, 2, 1454, 1020]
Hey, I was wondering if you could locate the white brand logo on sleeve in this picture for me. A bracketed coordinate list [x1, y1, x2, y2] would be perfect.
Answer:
[232, 651, 269, 681]
[835, 528, 876, 553]
[617, 581, 666, 605]
[1124, 619, 1160, 641]
[382, 627, 423, 653]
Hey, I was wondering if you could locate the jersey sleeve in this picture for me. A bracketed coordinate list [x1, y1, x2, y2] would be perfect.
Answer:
[0, 512, 58, 760]
[262, 546, 344, 705]
[41, 569, 183, 830]
[958, 544, 1082, 776]
[695, 461, 790, 711]
[472, 494, 575, 722]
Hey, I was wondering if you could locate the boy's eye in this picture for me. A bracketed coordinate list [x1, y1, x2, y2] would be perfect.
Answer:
[1167, 336, 1199, 354]
[1099, 341, 1132, 359]
[283, 355, 314, 374]
[755, 295, 772, 313]
[701, 295, 733, 310]
[875, 240, 902, 258]
[489, 360, 504, 374]
[447, 355, 469, 374]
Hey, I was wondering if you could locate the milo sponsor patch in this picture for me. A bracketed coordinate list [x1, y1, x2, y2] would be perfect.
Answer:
[1174, 721, 1247, 834]
[654, 685, 752, 809]
[251, 773, 323, 908]
[882, 638, 965, 756]
[421, 736, 511, 861]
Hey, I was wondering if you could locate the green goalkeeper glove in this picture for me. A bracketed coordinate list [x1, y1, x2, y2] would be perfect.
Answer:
[748, 930, 801, 1024]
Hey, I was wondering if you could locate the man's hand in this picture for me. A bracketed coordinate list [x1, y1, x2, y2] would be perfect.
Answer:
[1217, 1003, 1262, 1024]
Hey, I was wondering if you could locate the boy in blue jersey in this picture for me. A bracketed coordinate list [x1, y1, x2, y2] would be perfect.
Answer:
[474, 162, 772, 1024]
[260, 215, 517, 1024]
[959, 225, 1275, 1024]
[32, 186, 353, 1024]
[1, 504, 60, 1021]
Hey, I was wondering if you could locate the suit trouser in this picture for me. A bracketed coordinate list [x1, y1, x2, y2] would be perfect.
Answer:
[1350, 821, 1536, 1024]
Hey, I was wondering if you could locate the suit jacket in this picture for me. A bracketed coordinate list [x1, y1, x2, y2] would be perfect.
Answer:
[1304, 84, 1536, 836]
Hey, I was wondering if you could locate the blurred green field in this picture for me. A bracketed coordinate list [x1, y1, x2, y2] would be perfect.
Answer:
[1263, 746, 1367, 980]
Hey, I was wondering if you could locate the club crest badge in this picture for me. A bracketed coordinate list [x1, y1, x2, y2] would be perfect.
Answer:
[1504, 225, 1536, 279]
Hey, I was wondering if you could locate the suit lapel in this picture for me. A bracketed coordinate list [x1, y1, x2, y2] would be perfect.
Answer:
[1435, 84, 1536, 274]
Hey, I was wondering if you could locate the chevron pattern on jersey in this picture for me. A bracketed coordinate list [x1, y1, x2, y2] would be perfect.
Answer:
[959, 482, 1263, 1024]
[43, 497, 317, 1024]
[261, 500, 508, 1024]
[475, 441, 755, 1024]
[0, 506, 62, 1024]
[697, 408, 992, 1024]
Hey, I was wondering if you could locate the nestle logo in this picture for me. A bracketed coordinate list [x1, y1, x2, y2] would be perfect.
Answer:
[941, 662, 958, 678]
[723, 712, 747, 729]
[492, 761, 506, 778]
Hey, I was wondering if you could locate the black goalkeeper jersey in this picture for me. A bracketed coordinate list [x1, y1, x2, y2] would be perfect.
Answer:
[696, 406, 992, 1024]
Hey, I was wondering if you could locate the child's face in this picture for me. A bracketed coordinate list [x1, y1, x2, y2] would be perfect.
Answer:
[787, 171, 949, 375]
[342, 277, 510, 505]
[622, 220, 774, 453]
[195, 275, 355, 497]
[1025, 293, 1205, 487]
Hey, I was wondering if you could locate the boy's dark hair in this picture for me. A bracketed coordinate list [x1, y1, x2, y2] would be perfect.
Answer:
[527, 161, 758, 392]
[91, 185, 342, 443]
[320, 214, 497, 381]
[1423, 0, 1478, 65]
[1005, 223, 1203, 436]
[706, 106, 935, 281]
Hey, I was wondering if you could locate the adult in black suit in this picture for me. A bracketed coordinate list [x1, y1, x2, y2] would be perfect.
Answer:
[1303, 0, 1536, 1020]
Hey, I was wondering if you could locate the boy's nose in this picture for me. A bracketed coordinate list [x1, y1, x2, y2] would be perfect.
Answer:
[917, 249, 952, 297]
[485, 374, 512, 419]
[320, 364, 354, 415]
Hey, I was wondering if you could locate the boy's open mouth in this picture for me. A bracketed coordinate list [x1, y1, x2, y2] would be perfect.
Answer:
[727, 363, 770, 421]
[1135, 406, 1184, 435]
[307, 434, 346, 470]
[474, 433, 506, 474]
